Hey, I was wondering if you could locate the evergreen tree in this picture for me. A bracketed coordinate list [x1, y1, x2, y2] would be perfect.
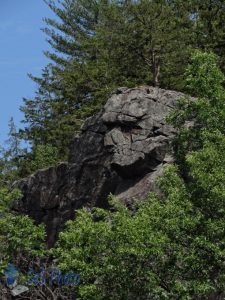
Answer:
[190, 0, 225, 70]
[6, 117, 21, 159]
[0, 118, 24, 184]
[20, 0, 112, 158]
[96, 0, 193, 88]
[19, 0, 225, 171]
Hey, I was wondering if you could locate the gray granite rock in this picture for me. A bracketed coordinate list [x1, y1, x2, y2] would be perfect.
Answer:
[14, 86, 183, 247]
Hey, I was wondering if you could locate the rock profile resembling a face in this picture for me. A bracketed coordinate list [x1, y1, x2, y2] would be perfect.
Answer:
[14, 86, 183, 247]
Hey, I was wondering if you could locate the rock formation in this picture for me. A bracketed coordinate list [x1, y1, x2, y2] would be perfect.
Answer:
[14, 86, 183, 246]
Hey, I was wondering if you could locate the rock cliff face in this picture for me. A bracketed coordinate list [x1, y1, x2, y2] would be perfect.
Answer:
[14, 86, 183, 246]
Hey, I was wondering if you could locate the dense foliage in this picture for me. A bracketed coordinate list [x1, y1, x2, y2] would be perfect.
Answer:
[51, 52, 225, 299]
[1, 0, 225, 299]
[0, 187, 46, 273]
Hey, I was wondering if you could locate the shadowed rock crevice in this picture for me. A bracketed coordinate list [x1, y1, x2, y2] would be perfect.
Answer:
[14, 86, 183, 246]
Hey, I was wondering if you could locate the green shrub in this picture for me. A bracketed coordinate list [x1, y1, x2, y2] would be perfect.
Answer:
[52, 51, 225, 299]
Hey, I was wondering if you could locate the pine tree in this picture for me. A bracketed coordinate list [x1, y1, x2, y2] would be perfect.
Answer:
[95, 0, 193, 88]
[19, 0, 225, 169]
[188, 0, 225, 71]
[0, 118, 24, 184]
[20, 0, 113, 157]
[6, 118, 21, 160]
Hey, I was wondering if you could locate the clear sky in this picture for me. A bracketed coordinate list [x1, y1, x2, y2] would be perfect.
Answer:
[0, 0, 55, 145]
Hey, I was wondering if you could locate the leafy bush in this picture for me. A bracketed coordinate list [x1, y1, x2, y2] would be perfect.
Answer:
[0, 187, 21, 213]
[52, 51, 225, 299]
[0, 187, 46, 274]
[51, 172, 205, 299]
[0, 215, 46, 272]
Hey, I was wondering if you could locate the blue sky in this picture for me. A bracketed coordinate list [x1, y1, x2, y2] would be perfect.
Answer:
[0, 0, 56, 145]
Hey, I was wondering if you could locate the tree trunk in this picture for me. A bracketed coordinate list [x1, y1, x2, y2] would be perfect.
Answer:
[152, 50, 160, 87]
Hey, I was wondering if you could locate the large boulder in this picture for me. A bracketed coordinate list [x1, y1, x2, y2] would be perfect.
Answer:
[14, 86, 183, 246]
